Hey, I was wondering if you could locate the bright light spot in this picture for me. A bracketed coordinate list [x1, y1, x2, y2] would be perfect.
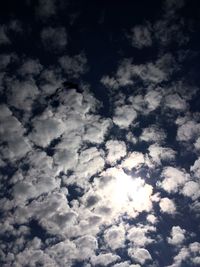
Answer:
[99, 168, 153, 213]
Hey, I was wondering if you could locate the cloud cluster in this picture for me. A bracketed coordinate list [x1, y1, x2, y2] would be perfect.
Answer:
[0, 0, 200, 266]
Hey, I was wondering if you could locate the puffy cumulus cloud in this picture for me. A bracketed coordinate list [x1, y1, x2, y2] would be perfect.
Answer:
[41, 26, 67, 52]
[83, 115, 112, 144]
[17, 58, 43, 77]
[164, 93, 187, 111]
[0, 53, 17, 70]
[167, 226, 186, 245]
[127, 224, 156, 247]
[159, 166, 189, 193]
[159, 197, 176, 214]
[45, 239, 78, 266]
[190, 157, 200, 178]
[11, 151, 60, 204]
[121, 151, 145, 170]
[163, 0, 186, 16]
[91, 168, 154, 220]
[0, 105, 31, 161]
[144, 89, 163, 112]
[59, 53, 88, 78]
[113, 262, 141, 267]
[39, 67, 64, 96]
[35, 0, 56, 19]
[113, 105, 137, 128]
[104, 224, 126, 250]
[146, 214, 158, 224]
[101, 54, 176, 89]
[75, 147, 105, 180]
[140, 125, 166, 143]
[29, 111, 66, 147]
[194, 137, 200, 151]
[12, 248, 56, 267]
[0, 25, 10, 45]
[6, 78, 39, 111]
[166, 241, 200, 267]
[90, 253, 121, 266]
[53, 148, 78, 173]
[176, 117, 200, 142]
[105, 140, 127, 165]
[182, 181, 200, 200]
[148, 144, 176, 165]
[130, 24, 152, 49]
[128, 247, 152, 264]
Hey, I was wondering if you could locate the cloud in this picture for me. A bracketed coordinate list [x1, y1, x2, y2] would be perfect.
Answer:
[167, 226, 186, 245]
[0, 25, 10, 45]
[190, 157, 200, 178]
[0, 105, 31, 161]
[41, 26, 68, 52]
[164, 93, 187, 111]
[6, 78, 39, 111]
[17, 58, 43, 77]
[59, 53, 88, 78]
[113, 104, 137, 128]
[159, 197, 176, 214]
[127, 224, 155, 247]
[130, 24, 152, 49]
[106, 140, 127, 165]
[128, 247, 152, 264]
[148, 144, 176, 165]
[35, 0, 56, 19]
[176, 117, 200, 142]
[121, 151, 145, 170]
[104, 224, 125, 250]
[29, 113, 66, 147]
[159, 166, 189, 193]
[140, 125, 166, 143]
[90, 253, 120, 266]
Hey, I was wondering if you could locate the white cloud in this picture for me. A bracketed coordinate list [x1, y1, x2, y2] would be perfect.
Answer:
[148, 144, 176, 165]
[90, 253, 120, 266]
[113, 105, 137, 128]
[144, 89, 163, 111]
[84, 115, 112, 144]
[164, 94, 187, 111]
[30, 112, 66, 147]
[104, 224, 126, 250]
[6, 78, 39, 111]
[121, 151, 145, 170]
[75, 147, 105, 180]
[106, 140, 127, 165]
[182, 181, 200, 200]
[159, 197, 176, 214]
[194, 137, 200, 151]
[167, 226, 186, 245]
[140, 125, 166, 143]
[127, 224, 155, 247]
[190, 157, 200, 178]
[159, 166, 189, 193]
[128, 247, 152, 264]
[146, 214, 158, 224]
[176, 119, 200, 142]
[0, 105, 31, 161]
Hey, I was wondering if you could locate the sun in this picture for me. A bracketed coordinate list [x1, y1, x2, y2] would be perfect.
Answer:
[98, 167, 153, 213]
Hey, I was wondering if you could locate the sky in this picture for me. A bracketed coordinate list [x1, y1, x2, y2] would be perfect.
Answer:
[0, 0, 200, 266]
